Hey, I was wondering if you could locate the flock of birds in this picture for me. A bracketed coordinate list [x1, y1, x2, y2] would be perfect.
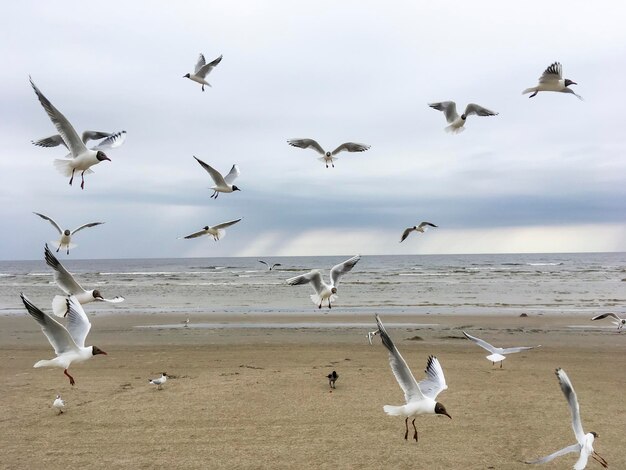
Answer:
[19, 56, 618, 469]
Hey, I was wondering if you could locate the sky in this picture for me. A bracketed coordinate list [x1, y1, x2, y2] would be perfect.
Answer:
[1, 1, 625, 260]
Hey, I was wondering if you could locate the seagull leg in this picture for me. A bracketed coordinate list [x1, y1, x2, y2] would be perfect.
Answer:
[331, 161, 334, 168]
[69, 169, 75, 186]
[404, 417, 409, 440]
[325, 163, 329, 168]
[64, 369, 75, 386]
[500, 361, 503, 369]
[67, 246, 70, 255]
[202, 85, 205, 92]
[80, 171, 85, 190]
[593, 452, 608, 468]
[57, 244, 61, 253]
[412, 419, 418, 442]
[318, 303, 322, 309]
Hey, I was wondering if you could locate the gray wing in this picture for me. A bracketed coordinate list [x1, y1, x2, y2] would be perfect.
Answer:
[71, 222, 104, 235]
[193, 156, 226, 186]
[556, 368, 586, 445]
[20, 293, 78, 355]
[258, 260, 269, 267]
[330, 254, 361, 287]
[287, 138, 326, 155]
[400, 227, 414, 243]
[539, 62, 563, 83]
[286, 270, 324, 295]
[464, 103, 498, 117]
[418, 222, 437, 229]
[375, 314, 423, 403]
[81, 131, 113, 144]
[29, 77, 87, 158]
[501, 345, 538, 354]
[330, 142, 371, 156]
[196, 55, 223, 78]
[91, 131, 126, 150]
[525, 444, 580, 465]
[33, 212, 63, 234]
[271, 263, 282, 269]
[223, 164, 240, 185]
[463, 331, 497, 354]
[429, 101, 459, 123]
[45, 244, 84, 294]
[32, 134, 67, 149]
[591, 312, 621, 321]
[65, 295, 92, 348]
[98, 296, 125, 304]
[417, 355, 448, 400]
[213, 218, 242, 230]
[194, 53, 206, 74]
[183, 227, 210, 239]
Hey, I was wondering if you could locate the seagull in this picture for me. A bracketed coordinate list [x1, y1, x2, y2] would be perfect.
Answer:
[327, 371, 338, 389]
[428, 101, 498, 134]
[181, 218, 242, 241]
[53, 395, 65, 414]
[183, 53, 223, 91]
[149, 372, 168, 390]
[258, 260, 282, 271]
[591, 312, 626, 331]
[400, 222, 438, 243]
[183, 317, 190, 328]
[34, 213, 104, 255]
[375, 314, 451, 441]
[29, 77, 112, 189]
[32, 130, 126, 159]
[526, 369, 608, 469]
[193, 156, 240, 198]
[286, 255, 361, 309]
[20, 293, 107, 386]
[462, 331, 539, 368]
[367, 330, 379, 345]
[287, 139, 370, 168]
[522, 62, 582, 100]
[44, 244, 124, 317]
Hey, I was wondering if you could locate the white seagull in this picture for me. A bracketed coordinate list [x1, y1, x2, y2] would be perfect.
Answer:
[183, 53, 223, 91]
[400, 222, 438, 243]
[193, 156, 240, 198]
[526, 369, 608, 469]
[591, 312, 626, 331]
[44, 244, 124, 317]
[428, 101, 498, 134]
[53, 395, 65, 414]
[149, 372, 168, 390]
[462, 331, 539, 368]
[286, 255, 361, 309]
[258, 260, 282, 271]
[20, 293, 107, 386]
[32, 130, 126, 159]
[34, 212, 104, 255]
[181, 218, 242, 241]
[367, 329, 379, 345]
[522, 62, 582, 100]
[375, 314, 451, 441]
[287, 138, 370, 168]
[29, 77, 112, 189]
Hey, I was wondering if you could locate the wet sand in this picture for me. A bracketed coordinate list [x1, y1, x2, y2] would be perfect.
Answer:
[2, 313, 625, 469]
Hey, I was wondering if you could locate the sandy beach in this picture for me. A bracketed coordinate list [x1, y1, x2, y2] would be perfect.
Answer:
[2, 312, 625, 469]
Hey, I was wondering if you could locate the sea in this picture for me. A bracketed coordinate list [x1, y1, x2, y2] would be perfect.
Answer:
[1, 253, 624, 317]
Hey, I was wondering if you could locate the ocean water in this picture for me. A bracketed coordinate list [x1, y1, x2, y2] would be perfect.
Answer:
[1, 253, 624, 316]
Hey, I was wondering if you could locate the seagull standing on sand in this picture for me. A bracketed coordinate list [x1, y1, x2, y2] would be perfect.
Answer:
[193, 156, 240, 198]
[258, 260, 282, 271]
[20, 294, 107, 386]
[286, 255, 361, 309]
[181, 218, 242, 241]
[591, 312, 626, 331]
[428, 101, 498, 134]
[34, 213, 104, 255]
[53, 395, 65, 414]
[462, 331, 539, 368]
[183, 53, 223, 91]
[375, 314, 451, 442]
[522, 62, 582, 99]
[400, 222, 437, 243]
[149, 373, 168, 390]
[44, 244, 124, 317]
[327, 371, 338, 389]
[29, 77, 112, 189]
[287, 139, 370, 168]
[526, 369, 608, 469]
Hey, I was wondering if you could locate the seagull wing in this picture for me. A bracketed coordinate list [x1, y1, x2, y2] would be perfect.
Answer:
[400, 227, 415, 243]
[271, 263, 282, 269]
[375, 314, 423, 403]
[287, 138, 326, 155]
[223, 164, 240, 185]
[429, 101, 459, 123]
[71, 222, 104, 235]
[591, 312, 621, 321]
[501, 345, 538, 354]
[20, 293, 78, 355]
[81, 131, 113, 144]
[539, 62, 563, 83]
[65, 296, 92, 348]
[32, 134, 67, 149]
[29, 77, 87, 158]
[45, 245, 84, 295]
[213, 218, 242, 230]
[417, 355, 448, 400]
[183, 227, 210, 239]
[525, 444, 580, 465]
[33, 212, 63, 235]
[258, 260, 269, 267]
[91, 131, 126, 150]
[330, 142, 371, 156]
[193, 156, 227, 186]
[574, 447, 591, 470]
[418, 221, 437, 230]
[196, 54, 223, 78]
[463, 331, 497, 354]
[556, 368, 586, 445]
[194, 53, 206, 74]
[464, 103, 498, 117]
[330, 254, 361, 287]
[286, 270, 324, 295]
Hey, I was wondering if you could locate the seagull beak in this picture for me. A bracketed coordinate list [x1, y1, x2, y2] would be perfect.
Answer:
[103, 156, 111, 161]
[444, 412, 452, 419]
[571, 81, 578, 86]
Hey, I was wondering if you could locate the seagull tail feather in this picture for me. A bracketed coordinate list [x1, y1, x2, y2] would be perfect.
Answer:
[383, 405, 405, 416]
[522, 87, 537, 95]
[52, 295, 69, 317]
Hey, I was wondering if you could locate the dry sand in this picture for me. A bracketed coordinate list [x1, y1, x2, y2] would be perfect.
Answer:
[2, 313, 625, 469]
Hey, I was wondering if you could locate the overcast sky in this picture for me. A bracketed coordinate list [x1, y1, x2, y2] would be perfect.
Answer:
[1, 1, 625, 260]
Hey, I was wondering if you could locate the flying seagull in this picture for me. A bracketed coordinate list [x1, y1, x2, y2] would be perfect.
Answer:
[400, 222, 437, 243]
[375, 314, 451, 441]
[428, 101, 498, 134]
[327, 371, 338, 389]
[367, 329, 379, 345]
[193, 156, 240, 198]
[20, 294, 107, 386]
[286, 255, 361, 309]
[258, 260, 282, 271]
[33, 130, 126, 160]
[522, 62, 582, 100]
[462, 331, 539, 368]
[591, 312, 625, 331]
[29, 77, 112, 189]
[184, 53, 223, 91]
[526, 369, 608, 469]
[181, 218, 242, 241]
[287, 139, 370, 168]
[53, 395, 65, 415]
[149, 372, 168, 390]
[44, 244, 124, 317]
[34, 213, 104, 255]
